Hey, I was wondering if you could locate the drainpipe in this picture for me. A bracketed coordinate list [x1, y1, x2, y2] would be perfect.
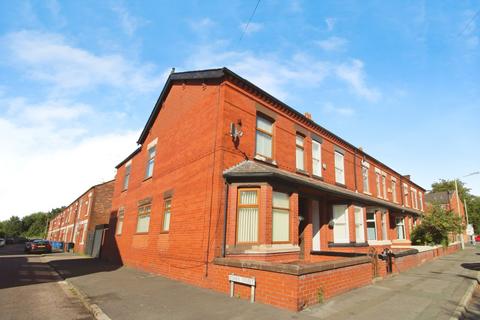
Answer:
[221, 181, 229, 257]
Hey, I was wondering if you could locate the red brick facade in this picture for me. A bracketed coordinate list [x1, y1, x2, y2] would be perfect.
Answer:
[101, 68, 457, 310]
[47, 180, 114, 254]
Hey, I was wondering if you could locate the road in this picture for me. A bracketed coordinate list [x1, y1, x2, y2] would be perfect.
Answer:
[0, 244, 92, 320]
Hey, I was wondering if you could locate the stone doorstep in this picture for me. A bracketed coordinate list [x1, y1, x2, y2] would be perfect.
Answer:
[213, 256, 372, 276]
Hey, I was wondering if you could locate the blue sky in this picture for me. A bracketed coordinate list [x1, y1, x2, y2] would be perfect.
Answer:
[0, 0, 479, 219]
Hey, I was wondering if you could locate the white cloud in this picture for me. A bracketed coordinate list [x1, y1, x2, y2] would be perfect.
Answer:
[112, 4, 146, 36]
[189, 17, 215, 30]
[325, 17, 336, 31]
[2, 31, 165, 93]
[184, 45, 329, 100]
[316, 36, 347, 51]
[335, 59, 381, 102]
[239, 22, 263, 35]
[323, 102, 355, 116]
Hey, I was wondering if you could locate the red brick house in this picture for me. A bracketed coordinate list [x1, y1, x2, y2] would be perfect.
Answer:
[103, 68, 440, 310]
[47, 180, 114, 256]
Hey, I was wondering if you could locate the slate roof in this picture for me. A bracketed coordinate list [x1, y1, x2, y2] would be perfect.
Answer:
[224, 160, 423, 216]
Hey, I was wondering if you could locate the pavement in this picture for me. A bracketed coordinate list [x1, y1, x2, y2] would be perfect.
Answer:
[2, 244, 478, 320]
[0, 244, 93, 320]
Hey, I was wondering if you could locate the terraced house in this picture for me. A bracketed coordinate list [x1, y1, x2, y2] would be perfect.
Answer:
[102, 68, 438, 311]
[47, 180, 114, 256]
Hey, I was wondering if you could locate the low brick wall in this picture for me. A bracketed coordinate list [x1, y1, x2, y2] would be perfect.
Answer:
[392, 243, 461, 273]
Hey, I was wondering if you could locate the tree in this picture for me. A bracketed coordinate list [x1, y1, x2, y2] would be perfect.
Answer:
[4, 216, 23, 238]
[430, 179, 480, 235]
[411, 204, 463, 246]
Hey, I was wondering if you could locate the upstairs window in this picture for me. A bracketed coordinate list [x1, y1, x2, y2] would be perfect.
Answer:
[312, 140, 322, 177]
[411, 189, 418, 209]
[116, 208, 124, 235]
[419, 192, 424, 211]
[362, 164, 370, 193]
[295, 134, 305, 171]
[162, 198, 172, 232]
[136, 204, 151, 233]
[382, 174, 387, 199]
[123, 164, 131, 190]
[237, 189, 259, 243]
[145, 146, 156, 179]
[375, 172, 381, 197]
[272, 192, 290, 242]
[256, 115, 273, 159]
[334, 151, 345, 185]
[403, 184, 409, 207]
[392, 179, 397, 202]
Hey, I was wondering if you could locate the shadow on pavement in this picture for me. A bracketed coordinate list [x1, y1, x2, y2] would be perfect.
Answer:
[461, 263, 480, 271]
[49, 257, 121, 280]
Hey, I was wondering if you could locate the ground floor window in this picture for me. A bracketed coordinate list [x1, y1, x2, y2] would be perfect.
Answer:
[272, 192, 290, 242]
[366, 211, 377, 240]
[136, 204, 151, 233]
[333, 205, 349, 243]
[162, 198, 172, 232]
[396, 217, 406, 240]
[237, 189, 259, 243]
[354, 206, 365, 243]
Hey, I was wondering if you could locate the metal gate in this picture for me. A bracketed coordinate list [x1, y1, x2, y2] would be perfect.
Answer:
[84, 224, 108, 257]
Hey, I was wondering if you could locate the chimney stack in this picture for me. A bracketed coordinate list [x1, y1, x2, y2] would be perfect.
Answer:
[304, 112, 312, 120]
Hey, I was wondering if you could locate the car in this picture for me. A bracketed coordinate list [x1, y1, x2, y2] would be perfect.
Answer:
[0, 238, 5, 247]
[26, 240, 52, 254]
[24, 238, 42, 252]
[475, 234, 480, 242]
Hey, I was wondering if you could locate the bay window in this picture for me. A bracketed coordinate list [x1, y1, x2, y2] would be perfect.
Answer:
[396, 217, 406, 240]
[237, 189, 259, 243]
[366, 211, 377, 240]
[272, 192, 290, 242]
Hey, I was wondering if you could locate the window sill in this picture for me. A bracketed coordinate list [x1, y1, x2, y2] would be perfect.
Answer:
[226, 243, 300, 254]
[143, 176, 152, 182]
[335, 182, 347, 188]
[312, 174, 323, 181]
[296, 169, 309, 176]
[328, 242, 369, 248]
[253, 155, 277, 167]
[134, 232, 149, 235]
[363, 191, 372, 195]
[160, 231, 170, 234]
[367, 240, 391, 246]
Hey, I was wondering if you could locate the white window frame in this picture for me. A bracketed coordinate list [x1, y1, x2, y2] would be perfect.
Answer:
[295, 134, 305, 171]
[123, 162, 131, 190]
[333, 205, 349, 243]
[375, 171, 381, 198]
[145, 146, 156, 179]
[403, 183, 409, 207]
[391, 178, 397, 203]
[411, 188, 418, 209]
[255, 115, 273, 159]
[136, 204, 151, 233]
[366, 210, 377, 240]
[116, 208, 124, 235]
[162, 198, 172, 232]
[419, 192, 424, 211]
[334, 151, 345, 185]
[362, 162, 370, 194]
[381, 173, 387, 199]
[354, 206, 365, 243]
[396, 217, 406, 240]
[312, 140, 322, 177]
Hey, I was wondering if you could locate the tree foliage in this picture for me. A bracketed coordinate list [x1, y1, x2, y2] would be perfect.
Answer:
[411, 205, 463, 246]
[0, 207, 65, 239]
[431, 178, 480, 234]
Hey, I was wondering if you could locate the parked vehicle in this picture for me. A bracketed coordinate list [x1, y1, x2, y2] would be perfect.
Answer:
[26, 240, 52, 254]
[24, 239, 42, 252]
[475, 234, 480, 242]
[0, 238, 5, 247]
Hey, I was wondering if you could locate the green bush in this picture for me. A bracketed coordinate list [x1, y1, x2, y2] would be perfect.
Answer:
[411, 205, 463, 246]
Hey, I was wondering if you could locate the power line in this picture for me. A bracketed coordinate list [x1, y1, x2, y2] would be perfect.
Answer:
[239, 0, 261, 42]
[458, 8, 480, 36]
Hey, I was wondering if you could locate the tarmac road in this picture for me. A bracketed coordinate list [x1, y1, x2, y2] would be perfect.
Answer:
[0, 244, 92, 320]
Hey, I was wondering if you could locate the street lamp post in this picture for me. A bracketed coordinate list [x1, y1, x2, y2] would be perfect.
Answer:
[454, 171, 480, 249]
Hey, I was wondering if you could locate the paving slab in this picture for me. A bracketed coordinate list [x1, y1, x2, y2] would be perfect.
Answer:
[43, 246, 479, 320]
